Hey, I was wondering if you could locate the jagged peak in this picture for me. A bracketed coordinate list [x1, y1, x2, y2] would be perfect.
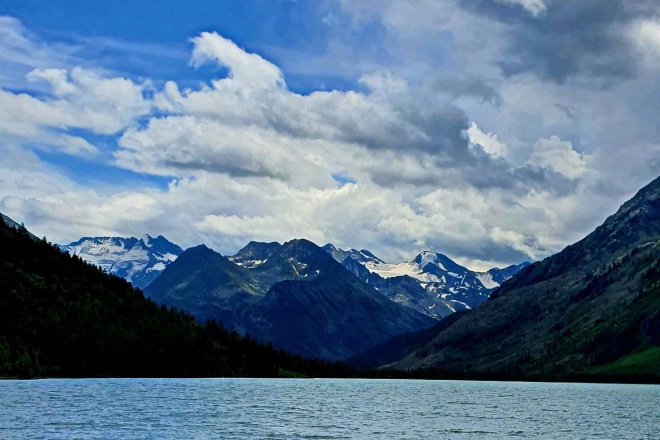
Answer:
[283, 237, 317, 247]
[414, 251, 452, 266]
[358, 249, 383, 262]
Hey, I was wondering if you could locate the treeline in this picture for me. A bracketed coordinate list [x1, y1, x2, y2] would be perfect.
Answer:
[0, 220, 352, 379]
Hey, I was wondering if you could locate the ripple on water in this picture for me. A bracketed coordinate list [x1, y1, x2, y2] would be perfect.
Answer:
[0, 379, 658, 439]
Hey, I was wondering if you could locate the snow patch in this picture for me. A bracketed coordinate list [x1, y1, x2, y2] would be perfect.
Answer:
[147, 262, 166, 272]
[476, 272, 500, 289]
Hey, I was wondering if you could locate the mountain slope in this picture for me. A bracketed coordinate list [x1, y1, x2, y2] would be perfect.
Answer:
[240, 260, 436, 361]
[478, 263, 531, 288]
[60, 235, 183, 290]
[144, 245, 268, 325]
[389, 176, 660, 381]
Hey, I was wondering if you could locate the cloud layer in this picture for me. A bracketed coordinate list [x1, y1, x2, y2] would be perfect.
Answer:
[1, 4, 659, 270]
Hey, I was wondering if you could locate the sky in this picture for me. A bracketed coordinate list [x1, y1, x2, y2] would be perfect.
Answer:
[1, 0, 659, 270]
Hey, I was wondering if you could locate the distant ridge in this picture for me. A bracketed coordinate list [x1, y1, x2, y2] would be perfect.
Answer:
[324, 245, 529, 319]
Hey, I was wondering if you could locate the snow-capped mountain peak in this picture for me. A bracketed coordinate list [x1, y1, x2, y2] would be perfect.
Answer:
[59, 235, 183, 290]
[364, 251, 470, 285]
[477, 262, 532, 288]
[140, 234, 153, 245]
[324, 244, 529, 320]
[322, 243, 385, 266]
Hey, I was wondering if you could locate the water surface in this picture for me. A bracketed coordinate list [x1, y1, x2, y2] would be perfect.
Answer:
[1, 378, 658, 439]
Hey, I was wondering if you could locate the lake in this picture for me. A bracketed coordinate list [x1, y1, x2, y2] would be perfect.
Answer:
[1, 378, 658, 439]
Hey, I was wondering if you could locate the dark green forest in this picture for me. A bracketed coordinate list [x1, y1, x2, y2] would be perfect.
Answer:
[0, 220, 352, 379]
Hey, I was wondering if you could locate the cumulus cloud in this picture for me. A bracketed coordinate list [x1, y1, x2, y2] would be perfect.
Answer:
[0, 65, 151, 159]
[527, 136, 588, 179]
[112, 33, 483, 190]
[467, 122, 508, 157]
[116, 116, 336, 186]
[190, 32, 285, 89]
[28, 67, 151, 134]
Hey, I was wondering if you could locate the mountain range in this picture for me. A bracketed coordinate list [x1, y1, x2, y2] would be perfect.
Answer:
[60, 234, 526, 320]
[323, 244, 529, 319]
[0, 214, 352, 379]
[54, 229, 528, 362]
[145, 239, 435, 361]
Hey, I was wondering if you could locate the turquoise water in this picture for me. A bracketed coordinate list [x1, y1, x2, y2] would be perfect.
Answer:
[1, 378, 658, 439]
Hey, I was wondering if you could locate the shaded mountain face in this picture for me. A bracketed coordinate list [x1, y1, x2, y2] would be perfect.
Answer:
[228, 241, 281, 268]
[144, 245, 269, 325]
[325, 247, 528, 320]
[239, 259, 436, 361]
[248, 239, 341, 286]
[59, 235, 183, 290]
[145, 238, 435, 361]
[389, 176, 660, 381]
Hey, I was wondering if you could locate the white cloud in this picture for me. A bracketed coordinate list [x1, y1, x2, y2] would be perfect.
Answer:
[26, 67, 151, 134]
[190, 32, 285, 89]
[527, 136, 588, 180]
[115, 115, 336, 187]
[631, 19, 660, 53]
[630, 19, 660, 70]
[0, 65, 151, 159]
[467, 122, 508, 157]
[494, 0, 547, 17]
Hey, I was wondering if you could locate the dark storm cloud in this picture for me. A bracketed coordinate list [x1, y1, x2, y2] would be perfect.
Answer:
[162, 157, 288, 180]
[459, 0, 660, 83]
[395, 104, 472, 155]
[368, 140, 580, 195]
[299, 96, 472, 156]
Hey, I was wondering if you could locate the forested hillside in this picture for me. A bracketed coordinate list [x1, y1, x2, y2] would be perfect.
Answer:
[0, 218, 350, 379]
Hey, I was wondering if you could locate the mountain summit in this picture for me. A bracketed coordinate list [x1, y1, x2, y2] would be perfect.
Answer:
[59, 235, 183, 290]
